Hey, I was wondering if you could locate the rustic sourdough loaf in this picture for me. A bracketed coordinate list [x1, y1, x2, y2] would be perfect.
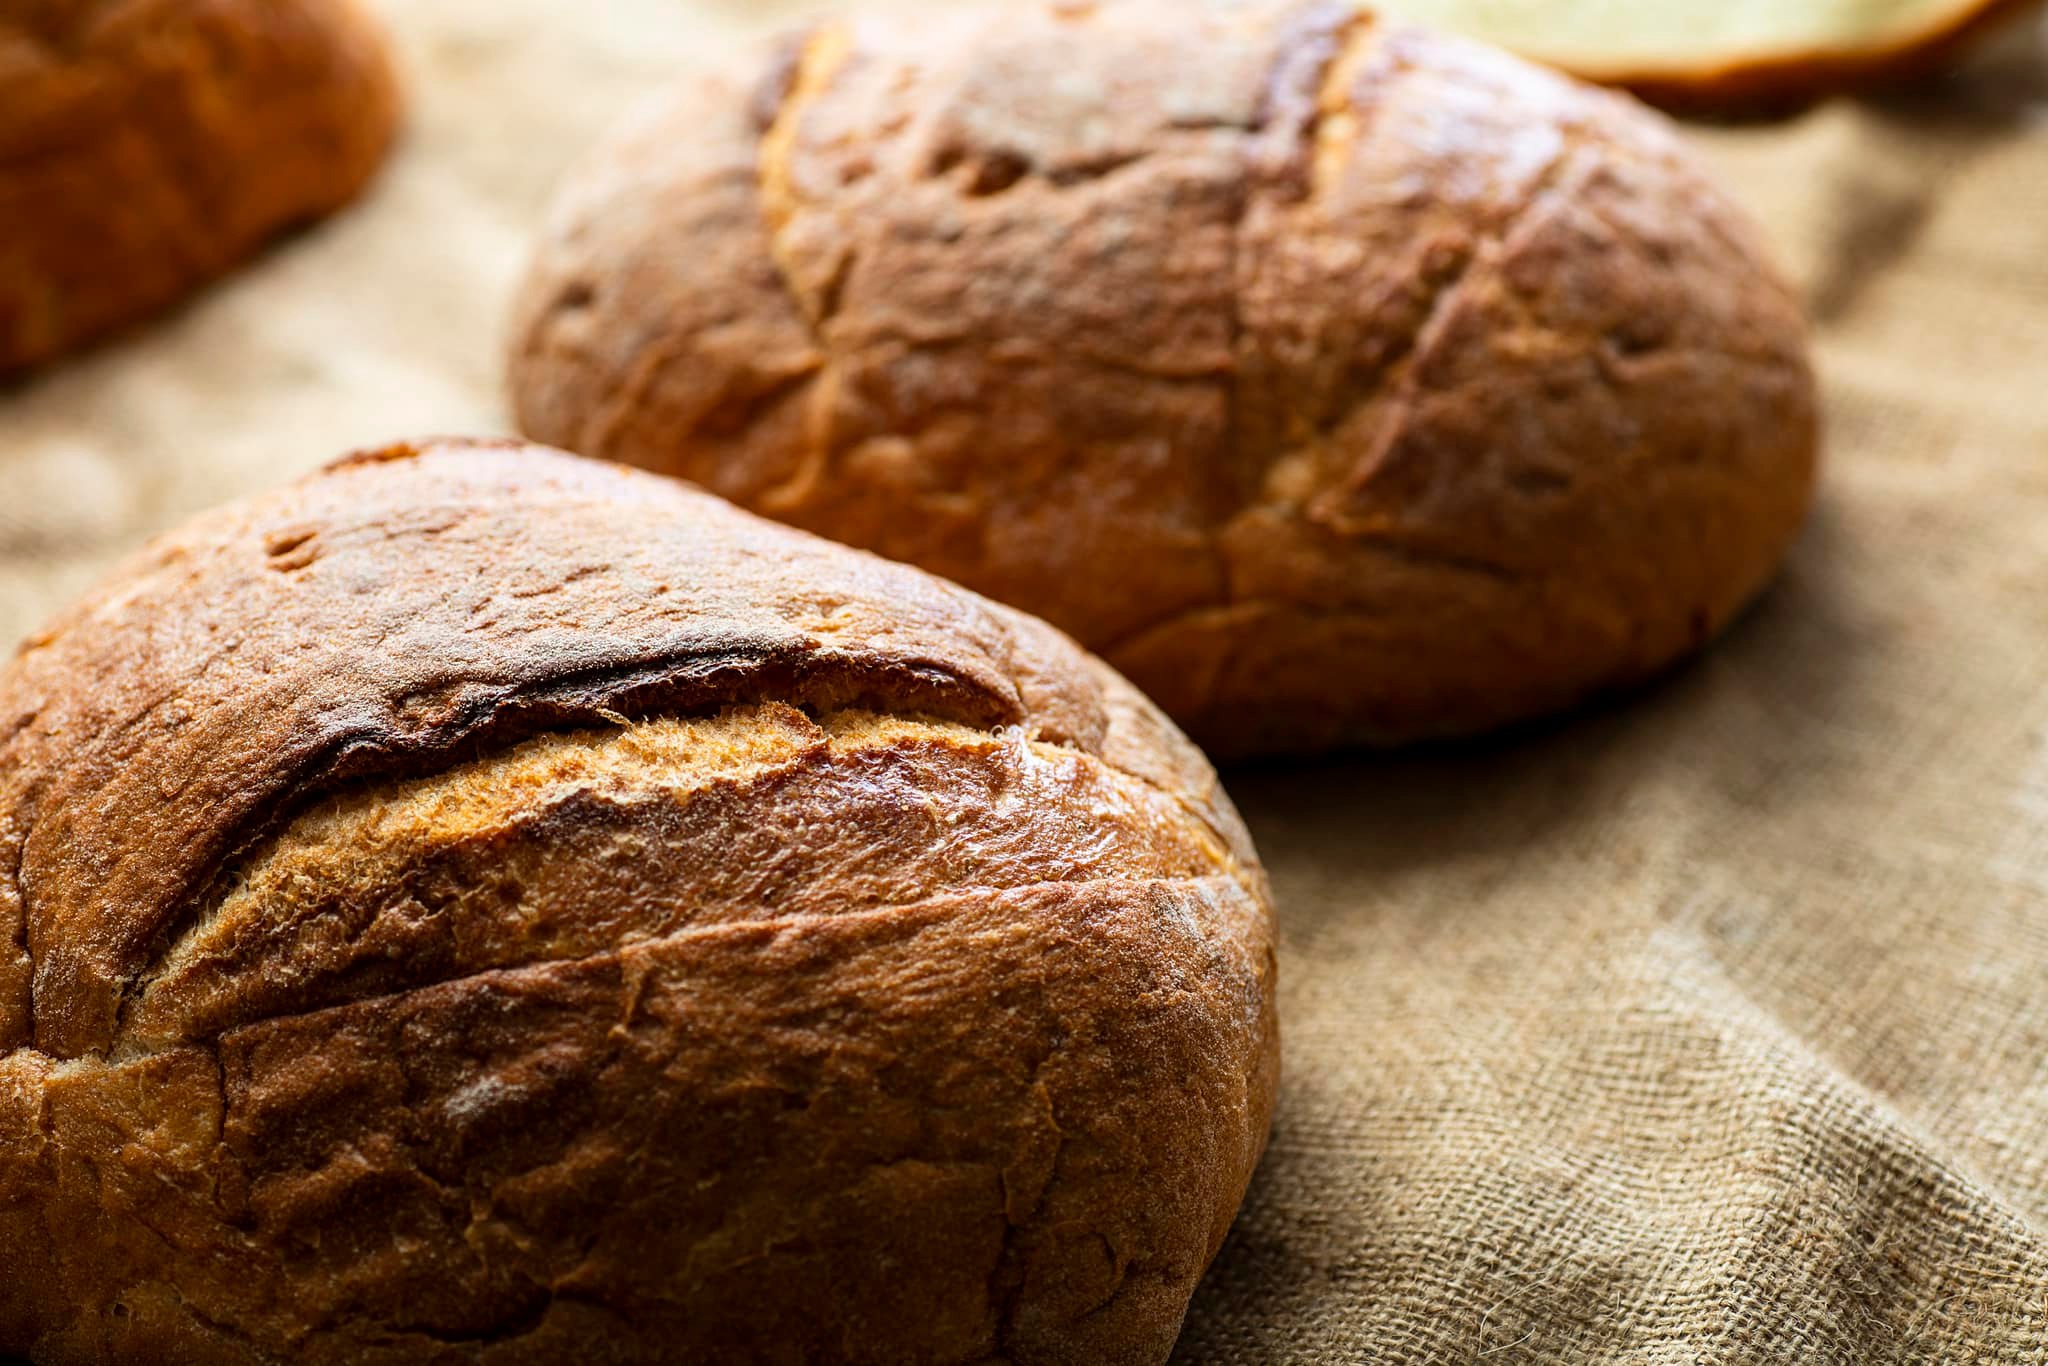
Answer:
[0, 0, 400, 371]
[0, 441, 1278, 1365]
[509, 0, 1820, 758]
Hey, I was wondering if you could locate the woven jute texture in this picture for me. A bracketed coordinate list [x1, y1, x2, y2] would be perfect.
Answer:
[3, 3, 2047, 1361]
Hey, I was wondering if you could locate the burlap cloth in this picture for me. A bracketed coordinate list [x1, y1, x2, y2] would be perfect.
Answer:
[5, 2, 2048, 1360]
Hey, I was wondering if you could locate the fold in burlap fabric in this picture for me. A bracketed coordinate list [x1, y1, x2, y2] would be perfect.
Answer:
[3, 2, 2046, 1359]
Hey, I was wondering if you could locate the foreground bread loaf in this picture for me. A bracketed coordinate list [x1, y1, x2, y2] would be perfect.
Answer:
[0, 441, 1278, 1365]
[510, 0, 1819, 758]
[0, 0, 400, 371]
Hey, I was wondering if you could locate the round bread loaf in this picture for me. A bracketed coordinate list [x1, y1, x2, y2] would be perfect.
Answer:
[509, 0, 1820, 758]
[0, 441, 1277, 1365]
[0, 0, 400, 372]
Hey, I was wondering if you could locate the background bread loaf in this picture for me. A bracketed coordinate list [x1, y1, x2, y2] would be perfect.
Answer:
[1370, 0, 2045, 110]
[0, 0, 401, 371]
[510, 0, 1820, 758]
[0, 441, 1278, 1364]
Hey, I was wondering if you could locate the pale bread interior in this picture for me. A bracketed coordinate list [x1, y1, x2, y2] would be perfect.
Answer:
[1374, 0, 1999, 72]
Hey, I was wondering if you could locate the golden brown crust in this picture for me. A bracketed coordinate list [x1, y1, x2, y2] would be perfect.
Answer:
[0, 0, 402, 372]
[0, 440, 1277, 1365]
[509, 0, 1820, 758]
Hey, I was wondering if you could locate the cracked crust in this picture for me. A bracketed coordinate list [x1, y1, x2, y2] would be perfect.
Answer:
[0, 441, 1277, 1364]
[0, 0, 401, 372]
[508, 0, 1819, 757]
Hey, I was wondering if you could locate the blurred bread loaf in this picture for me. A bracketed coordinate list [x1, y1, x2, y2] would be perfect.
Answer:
[0, 0, 400, 371]
[0, 441, 1277, 1364]
[1370, 0, 2044, 108]
[509, 0, 1819, 758]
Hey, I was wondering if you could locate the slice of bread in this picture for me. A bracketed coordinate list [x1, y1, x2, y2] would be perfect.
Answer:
[1374, 0, 2042, 107]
